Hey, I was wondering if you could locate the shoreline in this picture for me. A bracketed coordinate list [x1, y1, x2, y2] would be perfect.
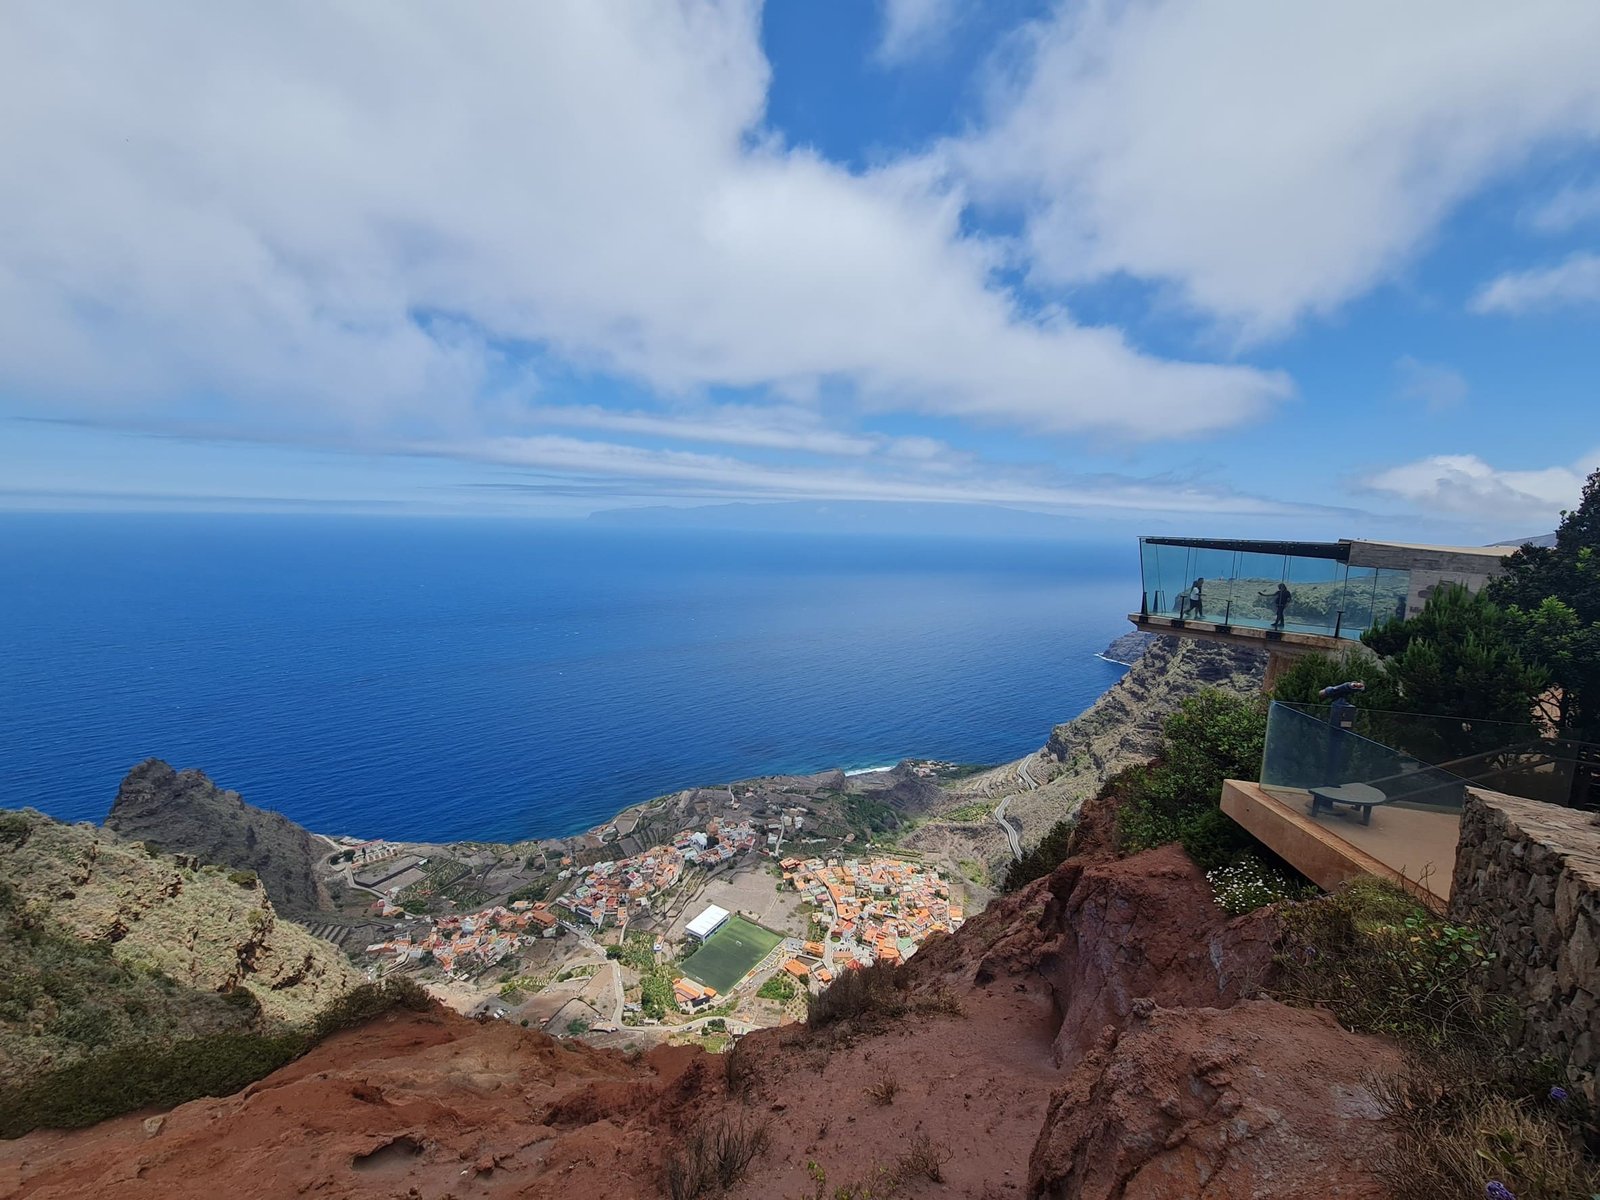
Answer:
[1093, 652, 1139, 668]
[324, 644, 1137, 849]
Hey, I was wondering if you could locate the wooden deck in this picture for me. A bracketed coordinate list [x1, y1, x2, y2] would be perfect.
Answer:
[1221, 779, 1461, 910]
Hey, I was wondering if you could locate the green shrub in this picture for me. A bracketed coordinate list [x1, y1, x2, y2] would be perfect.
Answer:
[0, 1030, 309, 1137]
[1116, 691, 1267, 870]
[227, 869, 258, 887]
[1270, 879, 1505, 1053]
[0, 812, 33, 848]
[311, 976, 432, 1040]
[756, 972, 796, 1002]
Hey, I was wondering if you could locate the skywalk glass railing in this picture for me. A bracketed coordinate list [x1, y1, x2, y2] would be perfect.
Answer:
[1138, 537, 1409, 640]
[1260, 702, 1594, 811]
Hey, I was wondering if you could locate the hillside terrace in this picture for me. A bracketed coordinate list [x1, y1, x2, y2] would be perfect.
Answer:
[782, 855, 963, 967]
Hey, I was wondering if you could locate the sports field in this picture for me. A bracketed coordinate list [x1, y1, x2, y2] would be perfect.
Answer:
[680, 915, 783, 994]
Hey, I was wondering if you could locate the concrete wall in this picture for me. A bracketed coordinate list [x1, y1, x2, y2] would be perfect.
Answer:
[1344, 541, 1510, 619]
[1450, 790, 1600, 1103]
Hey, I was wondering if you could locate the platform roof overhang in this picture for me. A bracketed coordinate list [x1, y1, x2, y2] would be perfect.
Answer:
[1138, 536, 1349, 561]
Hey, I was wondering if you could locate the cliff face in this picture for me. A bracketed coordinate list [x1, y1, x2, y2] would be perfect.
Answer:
[105, 760, 333, 920]
[1041, 634, 1266, 778]
[0, 844, 1400, 1199]
[910, 634, 1265, 874]
[0, 808, 362, 1090]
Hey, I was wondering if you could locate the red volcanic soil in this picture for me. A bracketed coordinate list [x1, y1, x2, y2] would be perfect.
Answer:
[1, 846, 1401, 1200]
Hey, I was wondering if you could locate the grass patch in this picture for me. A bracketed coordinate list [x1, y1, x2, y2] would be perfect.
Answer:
[1270, 878, 1505, 1052]
[864, 1073, 898, 1106]
[1270, 880, 1599, 1197]
[680, 916, 781, 995]
[756, 971, 798, 1003]
[1372, 1063, 1599, 1200]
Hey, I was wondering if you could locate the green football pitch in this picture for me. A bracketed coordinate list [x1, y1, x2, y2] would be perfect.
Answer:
[680, 915, 784, 994]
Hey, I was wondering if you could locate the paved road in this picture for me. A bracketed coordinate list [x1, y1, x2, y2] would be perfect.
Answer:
[994, 796, 1023, 862]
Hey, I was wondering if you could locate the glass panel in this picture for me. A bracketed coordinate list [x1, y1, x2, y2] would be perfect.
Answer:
[1339, 565, 1379, 636]
[1139, 539, 1161, 613]
[1151, 542, 1193, 617]
[1372, 569, 1411, 627]
[1137, 541, 1397, 642]
[1225, 551, 1288, 631]
[1263, 703, 1582, 808]
[1177, 546, 1235, 622]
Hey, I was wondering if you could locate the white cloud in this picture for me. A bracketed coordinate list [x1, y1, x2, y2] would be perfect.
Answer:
[1394, 356, 1468, 412]
[1525, 181, 1600, 233]
[1363, 450, 1600, 522]
[0, 1, 1288, 452]
[951, 0, 1600, 337]
[418, 431, 1318, 516]
[525, 404, 886, 458]
[1470, 252, 1600, 314]
[878, 0, 956, 64]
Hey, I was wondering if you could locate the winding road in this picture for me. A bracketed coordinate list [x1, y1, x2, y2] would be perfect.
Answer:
[994, 796, 1023, 862]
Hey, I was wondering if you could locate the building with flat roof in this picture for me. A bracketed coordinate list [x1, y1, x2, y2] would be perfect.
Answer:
[685, 904, 731, 942]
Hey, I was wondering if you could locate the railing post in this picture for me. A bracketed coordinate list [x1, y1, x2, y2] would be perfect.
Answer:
[1140, 591, 1149, 617]
[1333, 609, 1343, 639]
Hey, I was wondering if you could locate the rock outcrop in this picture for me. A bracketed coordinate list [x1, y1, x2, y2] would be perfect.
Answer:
[1099, 630, 1157, 666]
[1042, 635, 1266, 772]
[0, 843, 1401, 1198]
[0, 808, 362, 1090]
[106, 760, 333, 919]
[1029, 1002, 1398, 1199]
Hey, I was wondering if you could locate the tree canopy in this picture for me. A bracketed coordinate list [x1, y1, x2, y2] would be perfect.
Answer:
[1485, 465, 1600, 741]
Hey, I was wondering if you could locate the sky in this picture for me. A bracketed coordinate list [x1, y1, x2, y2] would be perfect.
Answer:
[1, 1, 1598, 543]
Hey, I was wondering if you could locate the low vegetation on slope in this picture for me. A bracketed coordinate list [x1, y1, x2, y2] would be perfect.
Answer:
[0, 808, 393, 1138]
[1271, 880, 1599, 1200]
[1001, 689, 1272, 891]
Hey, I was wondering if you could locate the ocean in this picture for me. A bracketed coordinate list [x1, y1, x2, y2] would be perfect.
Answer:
[1, 514, 1134, 843]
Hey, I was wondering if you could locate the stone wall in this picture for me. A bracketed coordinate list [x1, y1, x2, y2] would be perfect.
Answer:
[1450, 789, 1600, 1102]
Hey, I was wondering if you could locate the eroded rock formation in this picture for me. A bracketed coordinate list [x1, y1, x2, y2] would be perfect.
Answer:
[1, 842, 1399, 1199]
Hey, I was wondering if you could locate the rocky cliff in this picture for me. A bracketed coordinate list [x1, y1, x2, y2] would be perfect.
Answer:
[909, 634, 1266, 874]
[105, 760, 334, 920]
[0, 843, 1400, 1199]
[0, 809, 362, 1093]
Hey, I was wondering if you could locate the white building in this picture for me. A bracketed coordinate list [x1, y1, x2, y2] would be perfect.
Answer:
[686, 904, 731, 942]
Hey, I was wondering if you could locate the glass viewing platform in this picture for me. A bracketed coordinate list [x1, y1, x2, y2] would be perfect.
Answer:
[1243, 701, 1599, 902]
[1138, 536, 1410, 641]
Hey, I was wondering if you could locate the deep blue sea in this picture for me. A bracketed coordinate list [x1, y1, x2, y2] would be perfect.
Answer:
[1, 515, 1134, 843]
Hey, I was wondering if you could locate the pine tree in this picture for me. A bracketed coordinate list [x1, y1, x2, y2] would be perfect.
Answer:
[1486, 466, 1600, 740]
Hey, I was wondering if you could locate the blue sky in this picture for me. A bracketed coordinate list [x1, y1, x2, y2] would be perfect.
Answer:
[1, 1, 1597, 542]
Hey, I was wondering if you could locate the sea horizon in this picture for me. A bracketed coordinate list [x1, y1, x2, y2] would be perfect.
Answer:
[2, 512, 1134, 844]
